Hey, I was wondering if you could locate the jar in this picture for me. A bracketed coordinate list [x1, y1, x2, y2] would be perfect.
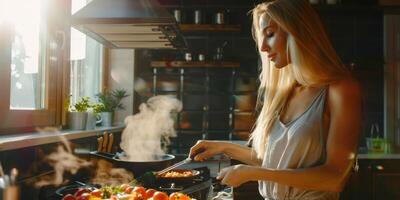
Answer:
[173, 9, 182, 23]
[194, 10, 202, 24]
[215, 12, 224, 24]
[198, 54, 205, 61]
[185, 53, 192, 61]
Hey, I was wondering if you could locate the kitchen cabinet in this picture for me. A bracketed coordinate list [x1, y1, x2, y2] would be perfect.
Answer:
[341, 158, 400, 200]
[133, 1, 259, 154]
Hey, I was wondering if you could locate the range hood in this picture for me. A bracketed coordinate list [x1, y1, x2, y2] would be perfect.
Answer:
[71, 0, 187, 49]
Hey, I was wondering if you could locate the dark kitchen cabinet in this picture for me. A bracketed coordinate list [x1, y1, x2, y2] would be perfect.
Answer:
[341, 159, 400, 200]
[134, 1, 259, 154]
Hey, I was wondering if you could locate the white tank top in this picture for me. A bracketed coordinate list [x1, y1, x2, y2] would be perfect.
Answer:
[258, 88, 339, 200]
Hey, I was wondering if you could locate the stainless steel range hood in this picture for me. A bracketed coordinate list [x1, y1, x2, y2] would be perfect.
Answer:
[71, 0, 187, 49]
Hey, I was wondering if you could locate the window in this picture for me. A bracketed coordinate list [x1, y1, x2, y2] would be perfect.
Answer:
[69, 0, 104, 106]
[0, 0, 60, 132]
[0, 0, 105, 133]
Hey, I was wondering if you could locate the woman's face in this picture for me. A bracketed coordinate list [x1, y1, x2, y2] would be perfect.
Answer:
[258, 14, 289, 69]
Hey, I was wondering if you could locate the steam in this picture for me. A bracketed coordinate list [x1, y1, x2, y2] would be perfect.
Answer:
[91, 160, 133, 186]
[120, 95, 182, 161]
[35, 128, 92, 187]
[34, 128, 132, 188]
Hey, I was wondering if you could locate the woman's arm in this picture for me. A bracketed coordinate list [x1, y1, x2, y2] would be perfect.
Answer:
[218, 78, 362, 192]
[190, 141, 262, 166]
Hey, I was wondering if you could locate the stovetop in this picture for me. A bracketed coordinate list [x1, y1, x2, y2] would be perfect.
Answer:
[39, 167, 214, 200]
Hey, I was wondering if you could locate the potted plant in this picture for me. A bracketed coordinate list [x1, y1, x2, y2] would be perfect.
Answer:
[67, 96, 91, 130]
[86, 102, 103, 130]
[96, 89, 129, 127]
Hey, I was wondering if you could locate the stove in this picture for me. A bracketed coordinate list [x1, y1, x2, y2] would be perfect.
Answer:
[38, 167, 213, 200]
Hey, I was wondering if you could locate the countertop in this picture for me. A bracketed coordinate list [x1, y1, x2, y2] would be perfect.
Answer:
[0, 125, 124, 151]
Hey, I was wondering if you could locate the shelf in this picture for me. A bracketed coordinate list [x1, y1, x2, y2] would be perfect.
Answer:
[151, 61, 240, 68]
[178, 24, 241, 32]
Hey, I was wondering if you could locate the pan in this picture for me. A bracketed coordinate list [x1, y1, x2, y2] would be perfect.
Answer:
[89, 151, 175, 177]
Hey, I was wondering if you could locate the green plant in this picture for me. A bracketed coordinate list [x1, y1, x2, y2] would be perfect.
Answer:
[68, 96, 91, 112]
[96, 89, 129, 112]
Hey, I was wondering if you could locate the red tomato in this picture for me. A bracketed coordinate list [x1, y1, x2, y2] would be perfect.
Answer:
[153, 191, 169, 200]
[76, 193, 90, 200]
[62, 194, 76, 200]
[125, 186, 134, 194]
[146, 189, 157, 198]
[90, 189, 102, 198]
[74, 188, 91, 198]
[133, 186, 147, 198]
[169, 192, 191, 200]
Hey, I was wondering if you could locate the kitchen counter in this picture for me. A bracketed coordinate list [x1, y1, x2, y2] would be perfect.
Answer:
[0, 125, 124, 151]
[357, 153, 400, 159]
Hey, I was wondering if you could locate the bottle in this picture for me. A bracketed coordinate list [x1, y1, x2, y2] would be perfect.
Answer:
[194, 10, 202, 24]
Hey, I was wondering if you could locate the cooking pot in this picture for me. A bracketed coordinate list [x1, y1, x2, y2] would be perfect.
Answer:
[90, 151, 175, 177]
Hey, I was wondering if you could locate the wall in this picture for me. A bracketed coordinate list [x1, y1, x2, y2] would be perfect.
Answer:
[108, 49, 135, 125]
[318, 7, 384, 146]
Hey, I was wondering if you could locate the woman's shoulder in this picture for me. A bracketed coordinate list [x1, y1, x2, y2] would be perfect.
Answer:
[326, 77, 361, 105]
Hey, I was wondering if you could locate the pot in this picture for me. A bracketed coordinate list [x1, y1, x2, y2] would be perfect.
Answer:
[90, 151, 175, 177]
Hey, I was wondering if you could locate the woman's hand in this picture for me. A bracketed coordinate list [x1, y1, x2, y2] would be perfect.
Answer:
[217, 164, 253, 187]
[189, 140, 225, 162]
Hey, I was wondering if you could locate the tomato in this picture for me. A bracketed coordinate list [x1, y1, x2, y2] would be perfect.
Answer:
[74, 188, 91, 198]
[90, 189, 102, 198]
[152, 191, 169, 200]
[146, 189, 157, 198]
[133, 186, 147, 198]
[120, 183, 130, 191]
[76, 193, 90, 200]
[125, 186, 134, 194]
[130, 191, 146, 200]
[62, 194, 76, 200]
[169, 192, 191, 200]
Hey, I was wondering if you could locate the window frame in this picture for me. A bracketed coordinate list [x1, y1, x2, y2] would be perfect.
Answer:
[0, 0, 67, 133]
[0, 0, 110, 134]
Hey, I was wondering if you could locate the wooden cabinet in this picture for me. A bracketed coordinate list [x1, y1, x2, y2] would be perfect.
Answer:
[341, 159, 400, 200]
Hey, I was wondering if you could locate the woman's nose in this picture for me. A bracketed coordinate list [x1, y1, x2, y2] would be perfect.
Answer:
[260, 37, 270, 52]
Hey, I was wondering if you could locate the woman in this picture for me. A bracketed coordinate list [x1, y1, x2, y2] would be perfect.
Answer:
[189, 0, 362, 199]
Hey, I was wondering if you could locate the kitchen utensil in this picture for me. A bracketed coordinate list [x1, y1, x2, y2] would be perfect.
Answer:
[156, 157, 191, 176]
[102, 132, 108, 152]
[97, 137, 103, 152]
[107, 133, 114, 153]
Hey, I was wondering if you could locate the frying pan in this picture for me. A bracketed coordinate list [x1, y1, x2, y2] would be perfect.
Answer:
[157, 169, 201, 183]
[89, 151, 175, 177]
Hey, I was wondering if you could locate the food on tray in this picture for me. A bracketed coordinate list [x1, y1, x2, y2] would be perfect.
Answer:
[62, 185, 192, 200]
[159, 170, 194, 178]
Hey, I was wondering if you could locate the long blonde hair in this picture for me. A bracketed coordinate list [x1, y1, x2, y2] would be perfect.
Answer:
[250, 0, 350, 159]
